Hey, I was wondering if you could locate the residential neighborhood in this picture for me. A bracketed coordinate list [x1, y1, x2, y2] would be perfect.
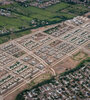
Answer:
[0, 0, 90, 100]
[21, 60, 90, 100]
[0, 15, 90, 100]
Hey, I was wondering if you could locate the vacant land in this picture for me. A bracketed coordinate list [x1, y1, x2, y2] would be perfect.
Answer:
[54, 50, 89, 74]
[0, 2, 89, 43]
[53, 57, 78, 74]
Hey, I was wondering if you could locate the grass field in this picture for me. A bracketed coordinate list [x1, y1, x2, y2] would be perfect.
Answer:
[0, 2, 89, 30]
[0, 29, 31, 44]
[0, 2, 89, 43]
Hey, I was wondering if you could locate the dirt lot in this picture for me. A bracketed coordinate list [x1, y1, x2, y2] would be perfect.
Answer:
[53, 50, 89, 74]
[85, 43, 90, 50]
[53, 57, 79, 74]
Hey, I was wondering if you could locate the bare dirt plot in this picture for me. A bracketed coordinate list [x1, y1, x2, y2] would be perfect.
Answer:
[53, 57, 79, 74]
[53, 50, 89, 74]
[0, 69, 7, 77]
[49, 40, 62, 47]
[85, 43, 90, 50]
[33, 33, 46, 41]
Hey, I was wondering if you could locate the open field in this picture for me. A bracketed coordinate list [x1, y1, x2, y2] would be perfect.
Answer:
[53, 50, 89, 74]
[0, 2, 89, 43]
[53, 57, 79, 74]
[0, 30, 31, 44]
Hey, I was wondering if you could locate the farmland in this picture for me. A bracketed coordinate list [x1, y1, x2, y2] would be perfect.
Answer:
[0, 2, 89, 43]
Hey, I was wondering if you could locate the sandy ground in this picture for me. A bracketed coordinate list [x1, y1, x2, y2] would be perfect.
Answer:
[53, 57, 79, 74]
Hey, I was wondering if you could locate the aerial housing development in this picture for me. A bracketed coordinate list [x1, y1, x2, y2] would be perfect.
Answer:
[0, 0, 90, 100]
